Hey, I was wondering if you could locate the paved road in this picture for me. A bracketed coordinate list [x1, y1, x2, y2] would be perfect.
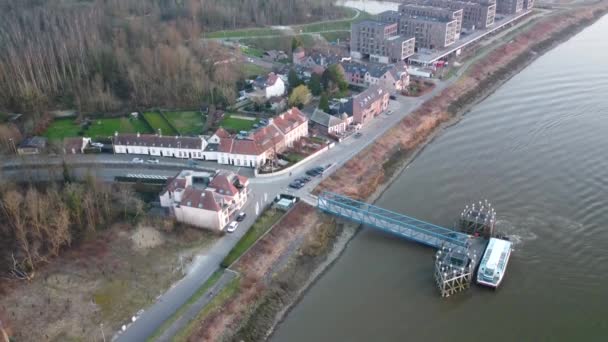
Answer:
[0, 76, 457, 342]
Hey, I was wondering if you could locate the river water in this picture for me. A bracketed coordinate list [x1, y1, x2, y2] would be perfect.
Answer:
[272, 13, 608, 342]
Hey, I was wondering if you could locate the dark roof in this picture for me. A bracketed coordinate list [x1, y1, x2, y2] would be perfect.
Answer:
[113, 134, 203, 149]
[19, 136, 47, 149]
[311, 109, 344, 128]
[341, 61, 368, 75]
[367, 64, 392, 78]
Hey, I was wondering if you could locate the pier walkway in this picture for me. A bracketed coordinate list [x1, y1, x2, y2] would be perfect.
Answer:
[318, 192, 470, 250]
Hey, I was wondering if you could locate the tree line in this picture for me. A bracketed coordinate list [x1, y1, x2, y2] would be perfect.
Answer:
[0, 0, 340, 123]
[0, 175, 144, 280]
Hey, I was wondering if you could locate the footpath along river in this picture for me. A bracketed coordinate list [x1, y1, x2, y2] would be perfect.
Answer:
[271, 13, 608, 342]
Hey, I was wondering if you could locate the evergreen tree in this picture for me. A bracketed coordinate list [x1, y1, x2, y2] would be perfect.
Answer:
[308, 73, 322, 96]
[319, 92, 330, 112]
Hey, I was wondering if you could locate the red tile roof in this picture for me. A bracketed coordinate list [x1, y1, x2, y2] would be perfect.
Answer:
[218, 138, 234, 153]
[252, 124, 283, 153]
[214, 127, 231, 139]
[232, 139, 263, 156]
[209, 172, 238, 196]
[272, 107, 308, 135]
[266, 72, 279, 86]
[180, 188, 223, 211]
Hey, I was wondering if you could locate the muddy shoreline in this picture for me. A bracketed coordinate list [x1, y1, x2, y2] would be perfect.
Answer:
[256, 8, 608, 342]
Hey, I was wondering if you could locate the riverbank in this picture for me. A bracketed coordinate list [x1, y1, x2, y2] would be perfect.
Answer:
[176, 4, 608, 341]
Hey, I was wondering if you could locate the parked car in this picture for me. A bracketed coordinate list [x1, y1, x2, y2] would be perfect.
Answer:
[300, 176, 311, 182]
[91, 142, 104, 148]
[236, 212, 247, 222]
[354, 132, 362, 138]
[146, 158, 159, 164]
[226, 221, 239, 233]
[389, 95, 397, 100]
[131, 158, 144, 163]
[289, 181, 304, 189]
[386, 110, 393, 116]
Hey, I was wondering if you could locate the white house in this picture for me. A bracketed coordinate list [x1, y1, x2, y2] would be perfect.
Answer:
[112, 132, 207, 159]
[159, 170, 249, 231]
[270, 107, 309, 147]
[203, 107, 308, 168]
[253, 72, 285, 99]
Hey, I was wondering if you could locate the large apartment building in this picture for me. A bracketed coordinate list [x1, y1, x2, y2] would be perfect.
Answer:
[380, 10, 458, 50]
[496, 0, 524, 14]
[350, 20, 416, 63]
[398, 3, 463, 39]
[410, 0, 496, 30]
[523, 0, 534, 10]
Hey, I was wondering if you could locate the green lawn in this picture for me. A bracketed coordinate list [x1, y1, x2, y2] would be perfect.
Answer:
[320, 31, 350, 43]
[143, 112, 178, 136]
[44, 117, 152, 140]
[87, 117, 152, 137]
[43, 118, 82, 140]
[220, 208, 284, 268]
[220, 114, 259, 133]
[241, 46, 264, 58]
[164, 111, 205, 136]
[205, 27, 282, 39]
[294, 9, 374, 33]
[241, 63, 269, 77]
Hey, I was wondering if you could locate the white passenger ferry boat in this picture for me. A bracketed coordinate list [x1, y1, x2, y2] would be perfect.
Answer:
[477, 238, 512, 288]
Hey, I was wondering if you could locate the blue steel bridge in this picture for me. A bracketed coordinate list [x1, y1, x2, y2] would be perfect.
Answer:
[317, 192, 470, 250]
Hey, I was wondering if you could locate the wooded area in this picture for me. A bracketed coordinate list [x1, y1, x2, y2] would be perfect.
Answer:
[0, 0, 340, 120]
[0, 175, 144, 281]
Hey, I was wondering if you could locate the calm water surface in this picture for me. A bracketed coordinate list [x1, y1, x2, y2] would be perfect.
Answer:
[272, 14, 608, 342]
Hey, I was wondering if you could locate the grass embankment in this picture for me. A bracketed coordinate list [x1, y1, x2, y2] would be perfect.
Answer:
[320, 31, 350, 43]
[172, 276, 241, 342]
[183, 203, 341, 341]
[221, 208, 284, 268]
[219, 114, 259, 132]
[44, 117, 152, 140]
[163, 111, 205, 136]
[147, 270, 224, 341]
[142, 111, 178, 136]
[205, 28, 283, 39]
[293, 8, 373, 33]
[315, 4, 608, 200]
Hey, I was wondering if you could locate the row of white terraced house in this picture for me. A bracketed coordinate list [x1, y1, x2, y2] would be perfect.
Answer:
[112, 107, 309, 168]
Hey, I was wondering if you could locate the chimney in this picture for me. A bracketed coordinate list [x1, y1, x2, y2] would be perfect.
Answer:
[114, 131, 118, 137]
[158, 128, 162, 137]
[137, 132, 140, 137]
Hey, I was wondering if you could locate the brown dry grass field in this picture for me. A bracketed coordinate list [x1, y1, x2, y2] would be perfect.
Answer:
[0, 223, 217, 341]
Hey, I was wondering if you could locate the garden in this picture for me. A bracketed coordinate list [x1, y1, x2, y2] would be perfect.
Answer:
[43, 117, 152, 140]
[142, 111, 178, 136]
[219, 114, 259, 133]
[163, 111, 205, 136]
